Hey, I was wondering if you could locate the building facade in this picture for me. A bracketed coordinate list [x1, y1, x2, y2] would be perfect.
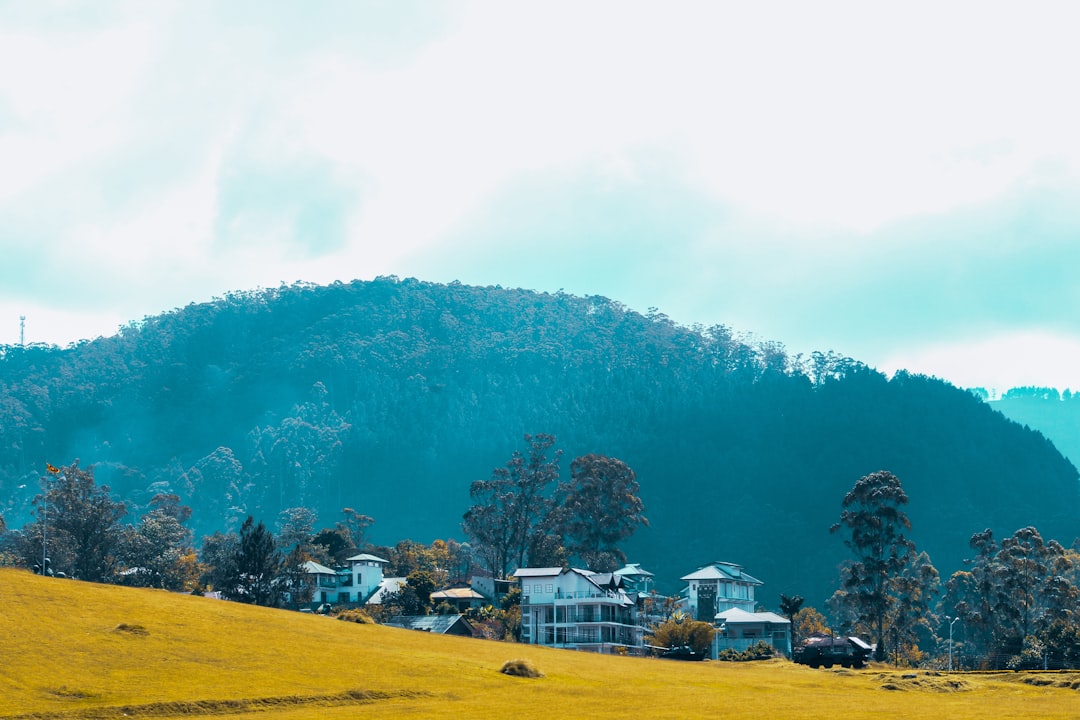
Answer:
[514, 567, 643, 654]
[681, 561, 762, 621]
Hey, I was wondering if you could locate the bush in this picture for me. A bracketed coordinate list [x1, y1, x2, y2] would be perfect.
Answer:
[500, 659, 543, 678]
[334, 608, 375, 624]
[717, 641, 776, 662]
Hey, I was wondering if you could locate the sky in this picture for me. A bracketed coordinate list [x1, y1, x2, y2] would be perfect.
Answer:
[3, 0, 1080, 393]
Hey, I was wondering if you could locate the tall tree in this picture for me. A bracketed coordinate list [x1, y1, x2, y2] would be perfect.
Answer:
[779, 594, 805, 644]
[221, 516, 282, 606]
[462, 433, 561, 577]
[33, 462, 128, 582]
[556, 454, 647, 572]
[831, 470, 915, 661]
[118, 498, 196, 590]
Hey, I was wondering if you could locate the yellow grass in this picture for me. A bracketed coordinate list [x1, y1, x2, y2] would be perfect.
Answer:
[1, 568, 1078, 719]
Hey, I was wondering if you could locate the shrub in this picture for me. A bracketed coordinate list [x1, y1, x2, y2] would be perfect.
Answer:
[500, 659, 543, 678]
[334, 608, 375, 624]
[717, 641, 776, 662]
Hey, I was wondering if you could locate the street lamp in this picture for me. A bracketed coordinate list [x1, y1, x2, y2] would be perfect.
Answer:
[947, 616, 960, 671]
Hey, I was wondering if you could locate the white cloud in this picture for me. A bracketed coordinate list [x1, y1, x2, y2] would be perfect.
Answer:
[879, 330, 1080, 392]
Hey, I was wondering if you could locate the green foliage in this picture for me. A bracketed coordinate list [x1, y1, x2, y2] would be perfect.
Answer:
[648, 615, 715, 657]
[555, 454, 646, 572]
[943, 527, 1080, 669]
[462, 433, 561, 578]
[26, 463, 129, 581]
[220, 516, 282, 606]
[1, 279, 1078, 608]
[718, 640, 776, 662]
[333, 607, 375, 624]
[831, 470, 925, 660]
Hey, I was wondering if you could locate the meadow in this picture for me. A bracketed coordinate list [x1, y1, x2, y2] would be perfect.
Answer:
[1, 568, 1077, 719]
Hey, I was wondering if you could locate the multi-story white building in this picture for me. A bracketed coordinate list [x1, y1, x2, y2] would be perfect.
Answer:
[514, 567, 643, 654]
[681, 561, 762, 621]
[335, 553, 390, 604]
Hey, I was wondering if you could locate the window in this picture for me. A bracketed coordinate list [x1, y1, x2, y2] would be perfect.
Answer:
[545, 584, 553, 593]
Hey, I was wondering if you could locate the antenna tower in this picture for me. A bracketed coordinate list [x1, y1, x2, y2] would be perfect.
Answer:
[19, 315, 25, 346]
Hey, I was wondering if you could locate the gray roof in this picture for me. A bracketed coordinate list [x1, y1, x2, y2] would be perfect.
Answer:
[301, 560, 337, 575]
[716, 608, 789, 625]
[386, 614, 474, 634]
[512, 567, 564, 577]
[614, 563, 654, 578]
[680, 561, 763, 585]
[346, 553, 389, 564]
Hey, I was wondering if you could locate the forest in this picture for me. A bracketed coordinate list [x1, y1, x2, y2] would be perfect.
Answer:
[0, 277, 1077, 606]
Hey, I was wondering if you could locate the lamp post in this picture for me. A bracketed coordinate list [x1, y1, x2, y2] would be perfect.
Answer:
[947, 616, 960, 671]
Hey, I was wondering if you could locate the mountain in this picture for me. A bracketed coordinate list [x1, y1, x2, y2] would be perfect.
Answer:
[982, 387, 1080, 468]
[1, 277, 1077, 606]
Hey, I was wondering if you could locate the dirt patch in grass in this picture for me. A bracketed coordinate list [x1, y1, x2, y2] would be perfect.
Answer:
[111, 623, 149, 636]
[1014, 672, 1080, 690]
[3, 688, 433, 719]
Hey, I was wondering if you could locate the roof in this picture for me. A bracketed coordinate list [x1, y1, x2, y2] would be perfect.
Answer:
[346, 553, 389, 564]
[365, 577, 406, 605]
[386, 614, 474, 634]
[430, 587, 486, 601]
[512, 567, 564, 578]
[301, 560, 336, 575]
[614, 563, 654, 578]
[716, 608, 790, 625]
[680, 561, 763, 585]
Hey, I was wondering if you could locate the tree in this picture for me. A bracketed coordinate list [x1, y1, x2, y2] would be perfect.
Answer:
[221, 516, 282, 606]
[647, 614, 715, 656]
[555, 454, 647, 572]
[888, 550, 940, 666]
[462, 433, 561, 577]
[792, 607, 831, 642]
[831, 470, 915, 661]
[336, 507, 374, 549]
[199, 530, 239, 592]
[117, 502, 196, 590]
[779, 594, 805, 644]
[32, 462, 128, 581]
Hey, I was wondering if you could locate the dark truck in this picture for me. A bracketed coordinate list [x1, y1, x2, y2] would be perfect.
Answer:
[793, 634, 874, 669]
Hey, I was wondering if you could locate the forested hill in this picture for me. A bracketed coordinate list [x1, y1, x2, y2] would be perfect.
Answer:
[1, 277, 1077, 605]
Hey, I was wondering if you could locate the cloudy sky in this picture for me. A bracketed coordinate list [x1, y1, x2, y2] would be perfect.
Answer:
[3, 1, 1080, 392]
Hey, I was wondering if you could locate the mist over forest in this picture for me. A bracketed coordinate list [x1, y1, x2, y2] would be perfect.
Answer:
[1, 277, 1077, 605]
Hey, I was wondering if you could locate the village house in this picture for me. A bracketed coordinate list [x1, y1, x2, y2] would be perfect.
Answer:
[714, 607, 792, 657]
[430, 585, 488, 613]
[514, 567, 643, 654]
[681, 561, 761, 621]
[335, 553, 390, 604]
[301, 560, 340, 604]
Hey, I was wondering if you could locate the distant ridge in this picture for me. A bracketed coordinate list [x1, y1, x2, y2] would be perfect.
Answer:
[1, 277, 1077, 605]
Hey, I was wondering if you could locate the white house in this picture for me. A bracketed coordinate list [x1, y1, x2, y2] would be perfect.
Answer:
[336, 553, 390, 604]
[301, 560, 340, 604]
[514, 567, 643, 654]
[714, 608, 792, 657]
[681, 561, 762, 621]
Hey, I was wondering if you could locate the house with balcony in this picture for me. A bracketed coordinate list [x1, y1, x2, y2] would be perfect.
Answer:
[334, 553, 390, 604]
[681, 561, 762, 621]
[300, 560, 340, 604]
[513, 567, 643, 654]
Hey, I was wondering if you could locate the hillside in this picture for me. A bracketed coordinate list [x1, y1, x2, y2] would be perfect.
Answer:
[2, 569, 1079, 719]
[1, 278, 1078, 606]
[986, 388, 1080, 468]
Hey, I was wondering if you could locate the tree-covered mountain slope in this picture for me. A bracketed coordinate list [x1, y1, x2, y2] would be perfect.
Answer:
[1, 277, 1077, 605]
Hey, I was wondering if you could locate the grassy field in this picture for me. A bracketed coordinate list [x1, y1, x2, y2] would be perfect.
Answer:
[1, 569, 1078, 719]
